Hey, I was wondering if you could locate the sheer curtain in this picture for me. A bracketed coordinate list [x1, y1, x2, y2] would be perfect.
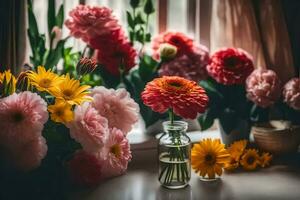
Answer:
[210, 0, 296, 83]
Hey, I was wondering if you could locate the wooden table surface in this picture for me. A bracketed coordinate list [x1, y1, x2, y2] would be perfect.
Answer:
[70, 147, 300, 200]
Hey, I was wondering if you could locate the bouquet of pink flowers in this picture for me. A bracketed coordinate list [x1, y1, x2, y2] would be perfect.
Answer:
[0, 64, 139, 198]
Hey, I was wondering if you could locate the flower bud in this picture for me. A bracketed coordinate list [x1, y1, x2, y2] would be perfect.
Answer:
[0, 70, 16, 97]
[159, 43, 177, 60]
[16, 71, 30, 91]
[76, 57, 98, 76]
[51, 26, 62, 48]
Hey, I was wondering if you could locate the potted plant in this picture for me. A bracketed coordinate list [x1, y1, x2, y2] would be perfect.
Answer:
[198, 48, 254, 145]
[246, 69, 300, 154]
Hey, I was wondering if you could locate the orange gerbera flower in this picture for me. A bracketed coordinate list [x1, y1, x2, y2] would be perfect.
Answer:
[227, 140, 248, 161]
[240, 149, 260, 171]
[141, 76, 209, 119]
[260, 152, 272, 168]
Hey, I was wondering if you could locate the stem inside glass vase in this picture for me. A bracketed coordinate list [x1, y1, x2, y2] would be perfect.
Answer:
[158, 111, 191, 189]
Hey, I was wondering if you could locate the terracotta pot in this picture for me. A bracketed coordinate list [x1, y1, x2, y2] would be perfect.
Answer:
[252, 120, 300, 154]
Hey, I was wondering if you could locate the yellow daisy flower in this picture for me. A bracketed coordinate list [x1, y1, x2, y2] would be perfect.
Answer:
[227, 140, 248, 161]
[50, 74, 92, 105]
[27, 66, 63, 93]
[240, 149, 260, 171]
[48, 100, 74, 123]
[191, 138, 230, 179]
[0, 70, 17, 94]
[260, 152, 272, 168]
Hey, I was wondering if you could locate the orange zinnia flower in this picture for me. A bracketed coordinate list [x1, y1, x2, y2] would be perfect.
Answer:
[141, 76, 209, 119]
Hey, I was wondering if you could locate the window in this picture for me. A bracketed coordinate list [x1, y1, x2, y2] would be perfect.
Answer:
[29, 0, 211, 54]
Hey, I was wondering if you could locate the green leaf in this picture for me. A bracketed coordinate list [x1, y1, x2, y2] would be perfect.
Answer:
[56, 4, 64, 28]
[199, 78, 223, 100]
[27, 0, 39, 39]
[47, 0, 56, 37]
[136, 28, 145, 43]
[45, 40, 65, 69]
[138, 54, 158, 81]
[98, 65, 121, 88]
[130, 0, 140, 8]
[135, 12, 145, 24]
[144, 0, 155, 15]
[145, 33, 151, 42]
[198, 109, 216, 131]
[129, 31, 135, 42]
[126, 11, 135, 29]
[27, 29, 37, 56]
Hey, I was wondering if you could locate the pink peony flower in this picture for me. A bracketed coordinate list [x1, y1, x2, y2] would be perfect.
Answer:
[0, 91, 48, 145]
[158, 45, 210, 82]
[68, 150, 103, 186]
[207, 48, 254, 85]
[67, 102, 108, 153]
[283, 78, 300, 110]
[91, 86, 139, 134]
[65, 5, 120, 43]
[246, 69, 282, 108]
[99, 128, 131, 178]
[7, 136, 48, 171]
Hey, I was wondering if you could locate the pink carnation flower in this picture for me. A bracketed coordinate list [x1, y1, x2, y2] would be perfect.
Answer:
[283, 78, 300, 110]
[7, 136, 48, 171]
[0, 91, 48, 145]
[65, 5, 120, 43]
[158, 45, 209, 82]
[67, 102, 108, 153]
[246, 69, 281, 108]
[99, 128, 132, 178]
[91, 87, 139, 134]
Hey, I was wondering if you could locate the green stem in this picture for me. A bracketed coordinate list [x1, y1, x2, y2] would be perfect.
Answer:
[169, 109, 174, 125]
[119, 64, 124, 85]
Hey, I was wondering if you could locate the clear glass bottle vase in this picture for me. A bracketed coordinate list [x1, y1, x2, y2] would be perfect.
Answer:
[158, 121, 191, 189]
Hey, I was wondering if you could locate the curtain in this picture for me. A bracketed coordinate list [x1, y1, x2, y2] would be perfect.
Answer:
[0, 0, 26, 74]
[210, 0, 296, 83]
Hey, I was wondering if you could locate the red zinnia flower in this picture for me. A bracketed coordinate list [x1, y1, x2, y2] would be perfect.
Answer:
[141, 76, 209, 119]
[68, 150, 103, 187]
[152, 32, 194, 60]
[207, 48, 254, 85]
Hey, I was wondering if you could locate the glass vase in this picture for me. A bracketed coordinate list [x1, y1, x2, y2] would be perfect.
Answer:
[158, 121, 191, 189]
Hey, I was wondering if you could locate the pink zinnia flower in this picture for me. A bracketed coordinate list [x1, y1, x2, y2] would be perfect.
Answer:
[67, 102, 108, 153]
[7, 136, 48, 171]
[99, 128, 132, 178]
[65, 5, 120, 43]
[0, 91, 48, 145]
[68, 150, 103, 186]
[158, 45, 209, 82]
[91, 87, 139, 134]
[283, 78, 300, 110]
[246, 69, 282, 108]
